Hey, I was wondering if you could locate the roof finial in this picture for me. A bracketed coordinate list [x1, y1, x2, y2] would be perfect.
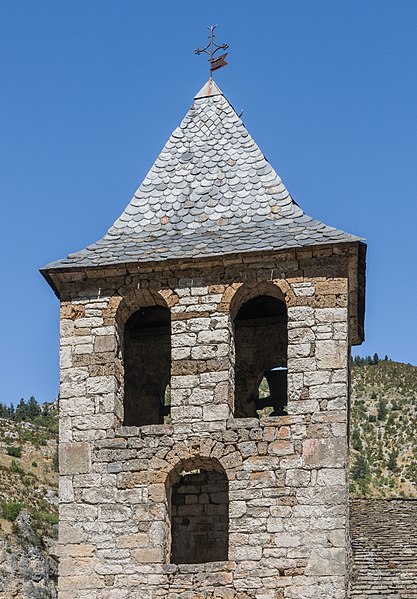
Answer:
[195, 25, 229, 79]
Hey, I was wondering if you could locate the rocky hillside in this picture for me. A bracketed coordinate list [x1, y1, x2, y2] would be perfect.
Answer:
[349, 359, 417, 498]
[0, 404, 58, 598]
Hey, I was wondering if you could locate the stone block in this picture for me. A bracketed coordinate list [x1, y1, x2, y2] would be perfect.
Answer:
[231, 545, 262, 560]
[116, 532, 149, 549]
[286, 469, 311, 487]
[191, 345, 219, 360]
[292, 282, 315, 297]
[99, 505, 132, 522]
[315, 308, 347, 323]
[94, 335, 116, 353]
[269, 440, 294, 456]
[56, 543, 95, 557]
[59, 574, 105, 591]
[266, 518, 284, 533]
[171, 406, 203, 420]
[132, 547, 164, 563]
[59, 477, 74, 503]
[73, 343, 94, 355]
[315, 340, 347, 370]
[302, 438, 346, 468]
[288, 327, 315, 343]
[59, 522, 84, 544]
[60, 346, 72, 368]
[290, 358, 316, 373]
[304, 371, 331, 386]
[60, 397, 94, 417]
[171, 333, 197, 347]
[72, 413, 114, 430]
[59, 442, 91, 475]
[60, 303, 85, 320]
[74, 317, 103, 329]
[288, 344, 311, 358]
[171, 374, 200, 389]
[86, 376, 116, 394]
[309, 383, 346, 400]
[203, 404, 230, 421]
[171, 346, 191, 360]
[197, 329, 229, 344]
[305, 547, 346, 575]
[60, 381, 87, 399]
[275, 532, 301, 547]
[289, 400, 320, 415]
[230, 501, 247, 518]
[287, 306, 315, 326]
[237, 441, 257, 457]
[316, 468, 346, 486]
[220, 451, 243, 469]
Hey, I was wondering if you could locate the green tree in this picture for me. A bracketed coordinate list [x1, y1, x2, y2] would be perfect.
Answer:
[377, 399, 388, 421]
[14, 398, 28, 421]
[27, 396, 40, 419]
[351, 428, 362, 451]
[52, 449, 59, 473]
[352, 454, 370, 481]
[387, 450, 399, 472]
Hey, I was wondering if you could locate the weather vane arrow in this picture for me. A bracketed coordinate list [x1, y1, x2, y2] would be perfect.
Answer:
[195, 25, 229, 78]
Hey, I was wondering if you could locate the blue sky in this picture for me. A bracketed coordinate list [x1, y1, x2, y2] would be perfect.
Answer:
[1, 1, 416, 404]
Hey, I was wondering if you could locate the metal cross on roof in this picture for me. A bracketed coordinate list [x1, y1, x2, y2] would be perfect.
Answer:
[195, 25, 229, 77]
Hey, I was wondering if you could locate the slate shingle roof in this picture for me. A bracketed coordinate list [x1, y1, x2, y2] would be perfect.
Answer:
[42, 79, 361, 272]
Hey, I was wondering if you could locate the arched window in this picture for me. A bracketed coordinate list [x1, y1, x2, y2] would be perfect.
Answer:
[233, 295, 288, 418]
[123, 305, 171, 426]
[169, 461, 229, 564]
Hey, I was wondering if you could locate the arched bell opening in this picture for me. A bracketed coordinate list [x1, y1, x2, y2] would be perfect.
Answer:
[123, 305, 171, 426]
[233, 295, 288, 418]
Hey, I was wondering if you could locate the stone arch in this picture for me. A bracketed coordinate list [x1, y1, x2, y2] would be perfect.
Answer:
[229, 282, 289, 418]
[115, 288, 173, 427]
[116, 287, 173, 328]
[166, 456, 229, 564]
[228, 280, 290, 321]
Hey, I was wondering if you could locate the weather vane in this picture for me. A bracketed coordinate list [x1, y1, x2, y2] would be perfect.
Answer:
[195, 25, 229, 78]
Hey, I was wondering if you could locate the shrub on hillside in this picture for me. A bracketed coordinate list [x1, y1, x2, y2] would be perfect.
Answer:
[6, 446, 22, 458]
[388, 450, 399, 472]
[377, 399, 388, 420]
[351, 454, 370, 482]
[0, 500, 23, 522]
[9, 459, 25, 475]
[52, 448, 59, 472]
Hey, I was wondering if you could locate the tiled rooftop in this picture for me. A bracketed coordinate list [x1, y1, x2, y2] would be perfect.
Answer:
[42, 79, 361, 272]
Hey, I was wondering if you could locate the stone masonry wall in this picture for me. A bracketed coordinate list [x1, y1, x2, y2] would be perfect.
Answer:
[57, 243, 358, 599]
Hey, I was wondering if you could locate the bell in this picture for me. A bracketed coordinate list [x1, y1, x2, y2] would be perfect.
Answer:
[264, 368, 287, 416]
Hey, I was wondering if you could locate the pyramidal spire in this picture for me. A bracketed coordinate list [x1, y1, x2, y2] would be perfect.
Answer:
[41, 82, 361, 274]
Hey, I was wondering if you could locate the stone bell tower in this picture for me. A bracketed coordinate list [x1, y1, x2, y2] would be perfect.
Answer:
[41, 77, 366, 599]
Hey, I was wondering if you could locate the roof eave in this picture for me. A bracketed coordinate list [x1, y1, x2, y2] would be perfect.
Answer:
[41, 238, 365, 300]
